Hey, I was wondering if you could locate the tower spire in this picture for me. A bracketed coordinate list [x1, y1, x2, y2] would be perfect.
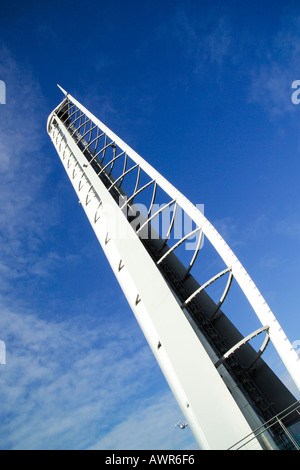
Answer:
[47, 89, 300, 450]
[57, 84, 68, 96]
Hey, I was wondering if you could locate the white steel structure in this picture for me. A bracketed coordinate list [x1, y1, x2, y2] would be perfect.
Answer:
[47, 86, 300, 450]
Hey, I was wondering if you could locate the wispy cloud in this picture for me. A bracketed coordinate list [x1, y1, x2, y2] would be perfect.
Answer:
[0, 46, 50, 273]
[160, 7, 233, 76]
[156, 5, 300, 121]
[276, 213, 300, 241]
[0, 47, 82, 295]
[248, 12, 300, 118]
[0, 300, 193, 450]
[0, 46, 196, 450]
[89, 392, 197, 451]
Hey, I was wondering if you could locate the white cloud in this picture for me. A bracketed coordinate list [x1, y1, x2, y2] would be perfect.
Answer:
[0, 47, 50, 269]
[156, 6, 233, 78]
[0, 45, 194, 451]
[89, 392, 198, 451]
[0, 301, 195, 450]
[0, 47, 83, 295]
[248, 13, 300, 118]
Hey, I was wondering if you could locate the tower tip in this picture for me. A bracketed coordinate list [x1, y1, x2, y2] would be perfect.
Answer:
[57, 84, 68, 95]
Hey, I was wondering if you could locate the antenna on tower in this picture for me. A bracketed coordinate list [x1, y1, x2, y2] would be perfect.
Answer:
[57, 84, 68, 96]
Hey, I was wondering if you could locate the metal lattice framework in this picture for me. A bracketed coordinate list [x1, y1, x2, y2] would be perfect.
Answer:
[47, 86, 300, 449]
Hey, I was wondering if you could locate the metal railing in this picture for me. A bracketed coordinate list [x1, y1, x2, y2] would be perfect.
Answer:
[229, 400, 300, 450]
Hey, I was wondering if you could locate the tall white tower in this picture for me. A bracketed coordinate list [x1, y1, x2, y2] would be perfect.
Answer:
[47, 87, 300, 450]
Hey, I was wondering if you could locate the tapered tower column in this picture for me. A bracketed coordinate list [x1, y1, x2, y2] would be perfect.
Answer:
[47, 87, 300, 450]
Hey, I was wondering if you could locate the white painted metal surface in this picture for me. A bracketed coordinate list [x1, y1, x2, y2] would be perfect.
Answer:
[47, 87, 300, 449]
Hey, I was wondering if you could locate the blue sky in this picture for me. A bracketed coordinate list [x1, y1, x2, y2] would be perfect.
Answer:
[0, 0, 300, 450]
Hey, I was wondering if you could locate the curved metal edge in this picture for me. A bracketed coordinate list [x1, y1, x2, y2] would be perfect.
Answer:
[214, 325, 270, 369]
